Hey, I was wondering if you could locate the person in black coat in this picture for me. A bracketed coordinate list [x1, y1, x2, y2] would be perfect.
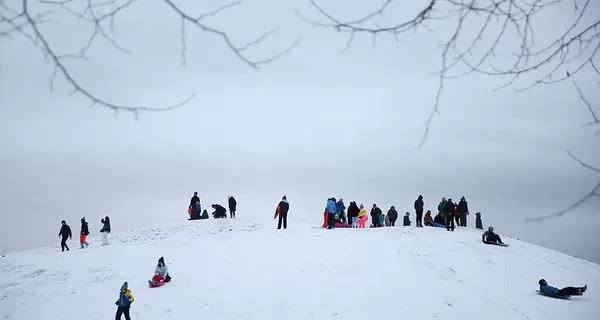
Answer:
[387, 206, 398, 226]
[414, 195, 424, 228]
[347, 201, 360, 228]
[80, 218, 90, 249]
[370, 204, 382, 227]
[58, 220, 72, 252]
[443, 198, 456, 231]
[275, 196, 289, 229]
[211, 204, 227, 218]
[403, 212, 411, 226]
[100, 216, 111, 245]
[189, 192, 200, 210]
[458, 196, 469, 227]
[228, 196, 237, 219]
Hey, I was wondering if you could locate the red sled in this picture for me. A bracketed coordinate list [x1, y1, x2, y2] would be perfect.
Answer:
[148, 275, 166, 288]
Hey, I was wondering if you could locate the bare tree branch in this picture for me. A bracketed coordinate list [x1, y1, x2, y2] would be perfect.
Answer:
[2, 0, 298, 115]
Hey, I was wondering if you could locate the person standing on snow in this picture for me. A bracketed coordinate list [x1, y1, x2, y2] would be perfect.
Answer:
[347, 201, 360, 228]
[458, 196, 469, 227]
[80, 217, 90, 249]
[115, 282, 134, 320]
[475, 212, 483, 229]
[538, 279, 587, 298]
[443, 198, 456, 231]
[275, 196, 289, 229]
[370, 204, 382, 228]
[414, 195, 424, 228]
[403, 212, 411, 226]
[387, 206, 398, 226]
[58, 220, 72, 252]
[326, 198, 338, 229]
[228, 196, 237, 219]
[190, 191, 200, 211]
[336, 198, 346, 225]
[100, 216, 111, 245]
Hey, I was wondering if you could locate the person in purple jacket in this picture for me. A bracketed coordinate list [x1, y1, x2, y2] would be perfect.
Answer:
[538, 279, 587, 297]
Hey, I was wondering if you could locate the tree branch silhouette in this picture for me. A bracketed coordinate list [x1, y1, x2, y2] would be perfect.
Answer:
[299, 0, 599, 217]
[1, 0, 298, 116]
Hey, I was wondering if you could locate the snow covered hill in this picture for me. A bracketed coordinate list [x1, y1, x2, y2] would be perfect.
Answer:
[0, 216, 598, 320]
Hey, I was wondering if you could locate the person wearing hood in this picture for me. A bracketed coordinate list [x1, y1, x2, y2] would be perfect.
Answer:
[347, 201, 360, 228]
[336, 198, 346, 225]
[403, 212, 411, 226]
[58, 220, 72, 252]
[475, 212, 483, 229]
[424, 210, 435, 227]
[211, 204, 227, 219]
[387, 206, 398, 226]
[443, 198, 456, 231]
[437, 197, 448, 225]
[414, 195, 424, 228]
[149, 256, 171, 286]
[370, 204, 382, 228]
[275, 196, 289, 229]
[434, 211, 445, 226]
[326, 198, 338, 229]
[538, 279, 587, 298]
[115, 282, 134, 320]
[357, 204, 368, 228]
[189, 192, 200, 210]
[228, 195, 237, 219]
[80, 217, 90, 249]
[458, 196, 469, 227]
[100, 216, 111, 245]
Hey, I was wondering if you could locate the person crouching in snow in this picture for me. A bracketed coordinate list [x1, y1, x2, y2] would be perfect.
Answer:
[115, 282, 134, 320]
[403, 212, 411, 226]
[80, 217, 90, 249]
[100, 216, 111, 245]
[149, 257, 171, 286]
[538, 279, 587, 297]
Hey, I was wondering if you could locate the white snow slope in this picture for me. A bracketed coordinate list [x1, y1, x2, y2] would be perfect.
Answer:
[0, 216, 599, 320]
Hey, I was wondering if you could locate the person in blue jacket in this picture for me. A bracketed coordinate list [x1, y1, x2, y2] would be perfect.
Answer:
[326, 197, 338, 229]
[115, 282, 134, 320]
[538, 279, 587, 297]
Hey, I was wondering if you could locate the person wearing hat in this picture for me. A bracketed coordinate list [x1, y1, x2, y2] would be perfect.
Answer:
[80, 217, 90, 249]
[115, 282, 134, 319]
[443, 198, 456, 231]
[58, 220, 72, 252]
[414, 195, 424, 228]
[149, 257, 171, 286]
[538, 279, 587, 298]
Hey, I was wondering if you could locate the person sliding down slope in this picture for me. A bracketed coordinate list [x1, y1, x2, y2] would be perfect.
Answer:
[482, 227, 503, 244]
[538, 279, 587, 298]
[149, 257, 171, 286]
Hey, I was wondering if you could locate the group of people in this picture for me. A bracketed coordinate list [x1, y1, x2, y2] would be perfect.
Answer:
[188, 192, 238, 220]
[57, 216, 111, 251]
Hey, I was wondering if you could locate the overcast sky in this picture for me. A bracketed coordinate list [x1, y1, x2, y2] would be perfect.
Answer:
[1, 0, 599, 263]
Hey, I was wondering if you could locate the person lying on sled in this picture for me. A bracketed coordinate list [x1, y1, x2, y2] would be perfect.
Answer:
[149, 257, 171, 286]
[538, 279, 587, 297]
[482, 226, 503, 244]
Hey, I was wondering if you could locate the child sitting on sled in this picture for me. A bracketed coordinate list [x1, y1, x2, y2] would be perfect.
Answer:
[149, 257, 171, 286]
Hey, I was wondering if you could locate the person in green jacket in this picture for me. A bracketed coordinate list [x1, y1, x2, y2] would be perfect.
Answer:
[437, 197, 447, 224]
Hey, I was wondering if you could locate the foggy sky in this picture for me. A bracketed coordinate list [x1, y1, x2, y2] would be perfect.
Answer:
[1, 0, 598, 263]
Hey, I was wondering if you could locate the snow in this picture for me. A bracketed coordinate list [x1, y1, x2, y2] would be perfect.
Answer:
[0, 215, 599, 320]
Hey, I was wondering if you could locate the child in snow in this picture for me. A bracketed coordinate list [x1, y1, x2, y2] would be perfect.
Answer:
[80, 217, 90, 249]
[149, 257, 171, 286]
[538, 279, 587, 297]
[115, 282, 134, 320]
[403, 212, 411, 226]
[100, 216, 111, 245]
[475, 212, 483, 229]
[424, 210, 435, 227]
[357, 204, 368, 228]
